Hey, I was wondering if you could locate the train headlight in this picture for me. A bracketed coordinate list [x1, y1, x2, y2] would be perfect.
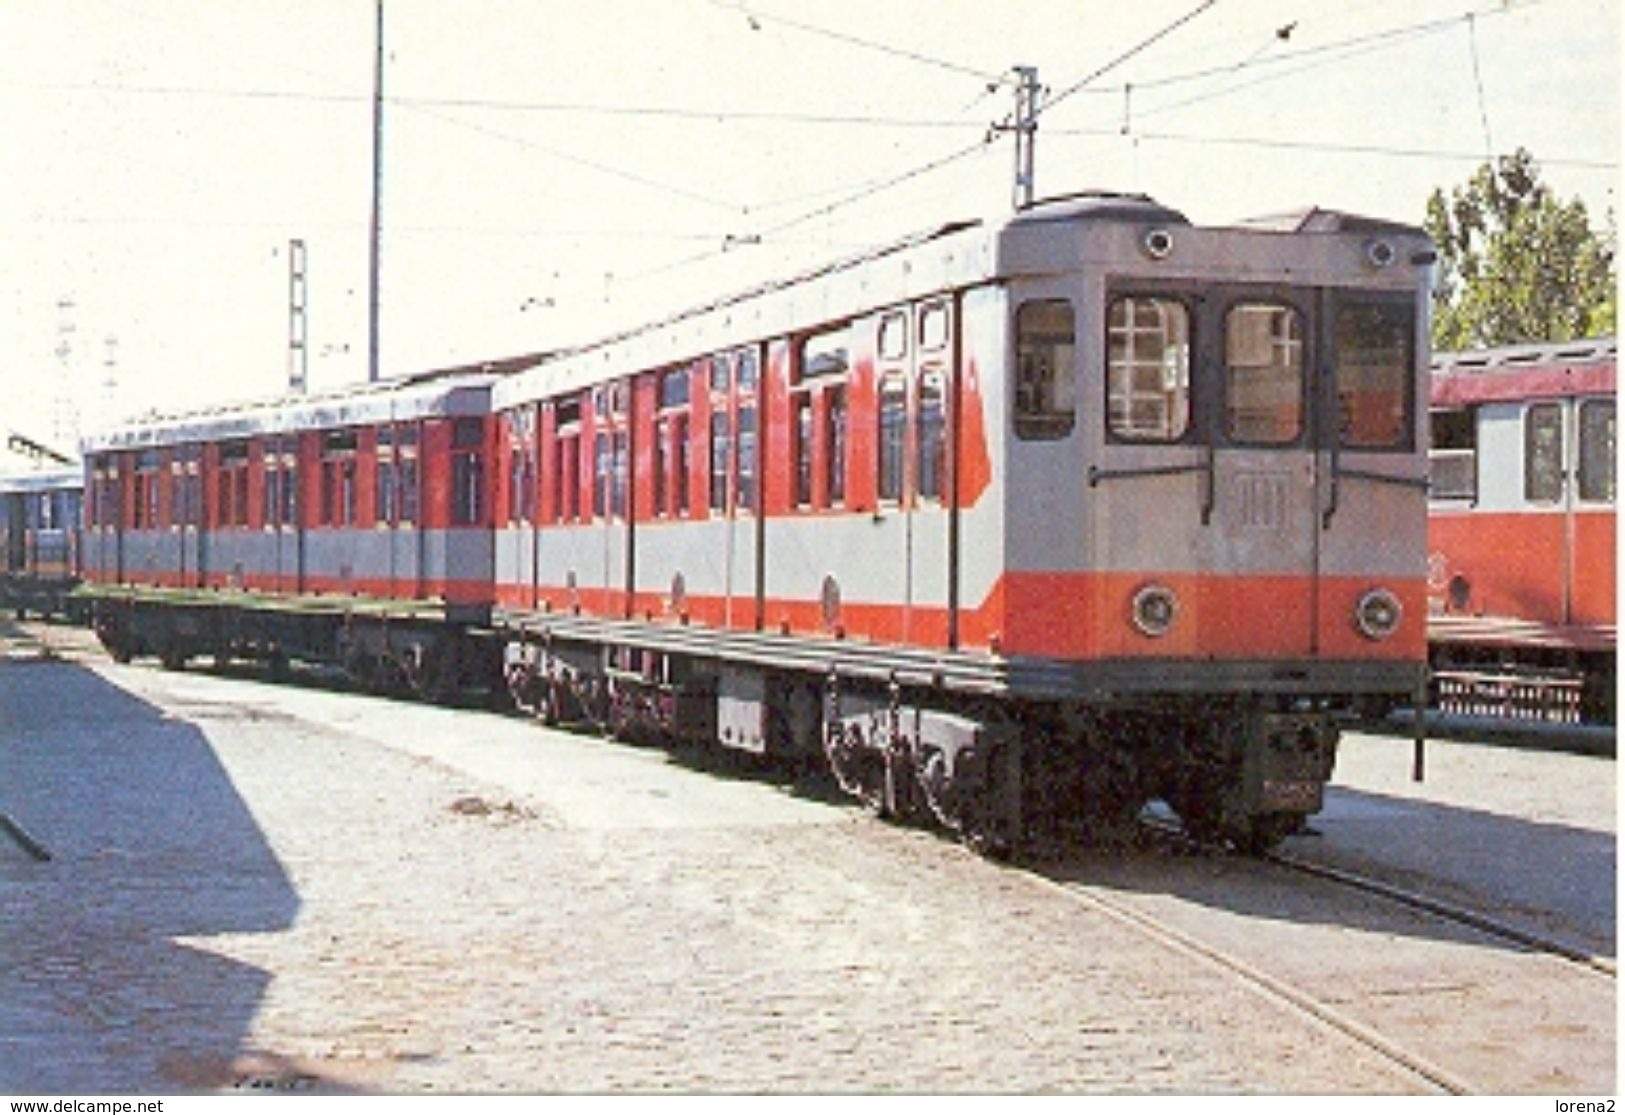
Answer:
[1131, 583, 1179, 637]
[1141, 227, 1175, 260]
[1364, 239, 1396, 269]
[1354, 588, 1403, 640]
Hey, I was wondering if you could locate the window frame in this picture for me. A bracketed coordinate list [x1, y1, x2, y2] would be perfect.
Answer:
[1221, 299, 1307, 449]
[1330, 294, 1417, 454]
[1105, 292, 1194, 445]
[1577, 397, 1616, 505]
[1014, 297, 1078, 442]
[1524, 402, 1565, 505]
[877, 371, 908, 505]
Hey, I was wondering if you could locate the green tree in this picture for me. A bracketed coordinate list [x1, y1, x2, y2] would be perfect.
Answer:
[1424, 148, 1615, 350]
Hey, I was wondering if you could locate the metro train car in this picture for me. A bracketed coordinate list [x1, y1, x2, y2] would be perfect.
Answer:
[1427, 337, 1616, 723]
[491, 192, 1436, 851]
[0, 466, 84, 619]
[78, 356, 539, 691]
[78, 192, 1436, 853]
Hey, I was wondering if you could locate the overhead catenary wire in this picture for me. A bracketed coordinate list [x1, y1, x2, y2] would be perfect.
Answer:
[1465, 12, 1496, 161]
[1038, 0, 1219, 119]
[702, 0, 1002, 84]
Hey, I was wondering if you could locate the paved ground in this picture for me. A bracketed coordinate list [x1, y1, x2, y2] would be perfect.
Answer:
[0, 623, 1614, 1094]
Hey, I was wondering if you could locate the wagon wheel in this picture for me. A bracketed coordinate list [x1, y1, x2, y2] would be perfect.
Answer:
[400, 642, 453, 702]
[824, 723, 889, 816]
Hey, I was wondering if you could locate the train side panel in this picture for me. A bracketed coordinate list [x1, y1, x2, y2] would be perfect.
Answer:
[1428, 342, 1616, 721]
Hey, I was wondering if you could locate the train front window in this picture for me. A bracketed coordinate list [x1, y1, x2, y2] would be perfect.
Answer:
[1224, 302, 1303, 446]
[1107, 296, 1189, 442]
[1334, 300, 1413, 450]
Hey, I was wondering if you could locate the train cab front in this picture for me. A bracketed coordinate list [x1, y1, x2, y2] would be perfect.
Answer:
[995, 199, 1434, 848]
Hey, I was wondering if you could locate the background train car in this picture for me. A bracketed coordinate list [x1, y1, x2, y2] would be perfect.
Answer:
[1427, 337, 1616, 723]
[492, 193, 1436, 851]
[0, 466, 83, 619]
[78, 357, 537, 692]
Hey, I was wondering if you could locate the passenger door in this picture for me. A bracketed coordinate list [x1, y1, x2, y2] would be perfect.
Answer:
[175, 447, 204, 588]
[1201, 290, 1320, 659]
[593, 381, 633, 618]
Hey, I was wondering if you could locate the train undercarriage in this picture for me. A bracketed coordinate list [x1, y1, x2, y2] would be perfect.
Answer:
[499, 622, 1345, 855]
[1429, 640, 1616, 726]
[76, 588, 1349, 856]
[81, 588, 499, 702]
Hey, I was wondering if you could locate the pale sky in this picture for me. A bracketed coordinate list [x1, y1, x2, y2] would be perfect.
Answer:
[1, 0, 1618, 461]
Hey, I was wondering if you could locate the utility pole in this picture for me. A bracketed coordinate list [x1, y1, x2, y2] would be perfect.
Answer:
[1009, 65, 1040, 211]
[288, 239, 309, 394]
[100, 335, 118, 427]
[51, 296, 77, 453]
[367, 0, 384, 382]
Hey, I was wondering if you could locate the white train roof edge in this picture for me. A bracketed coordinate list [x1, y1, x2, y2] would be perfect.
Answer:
[80, 361, 536, 455]
[0, 466, 83, 494]
[1431, 336, 1617, 374]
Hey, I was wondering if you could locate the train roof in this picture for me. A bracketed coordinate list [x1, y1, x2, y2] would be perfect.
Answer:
[495, 191, 1427, 410]
[1430, 337, 1615, 407]
[0, 466, 82, 494]
[81, 353, 546, 454]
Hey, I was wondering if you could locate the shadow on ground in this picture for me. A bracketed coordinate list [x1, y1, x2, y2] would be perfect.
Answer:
[0, 657, 312, 1093]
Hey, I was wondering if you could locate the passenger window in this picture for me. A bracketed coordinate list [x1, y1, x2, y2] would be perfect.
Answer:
[919, 302, 950, 352]
[826, 387, 847, 507]
[1578, 399, 1615, 503]
[878, 312, 908, 362]
[1225, 302, 1303, 445]
[1108, 296, 1189, 442]
[736, 405, 757, 514]
[1525, 403, 1564, 504]
[1015, 300, 1076, 440]
[793, 396, 813, 508]
[709, 412, 731, 514]
[1428, 409, 1477, 501]
[878, 374, 907, 503]
[918, 372, 947, 503]
[1335, 301, 1413, 450]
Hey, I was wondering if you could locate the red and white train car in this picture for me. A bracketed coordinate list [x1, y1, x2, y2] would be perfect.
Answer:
[0, 465, 83, 619]
[491, 193, 1436, 849]
[1428, 338, 1616, 721]
[75, 192, 1434, 851]
[79, 359, 534, 688]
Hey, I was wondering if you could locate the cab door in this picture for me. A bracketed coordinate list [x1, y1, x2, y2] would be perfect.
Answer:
[1201, 291, 1320, 659]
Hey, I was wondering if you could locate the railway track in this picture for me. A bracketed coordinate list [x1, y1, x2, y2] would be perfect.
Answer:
[1030, 869, 1477, 1094]
[1025, 820, 1613, 1094]
[1263, 844, 1616, 980]
[1132, 813, 1614, 980]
